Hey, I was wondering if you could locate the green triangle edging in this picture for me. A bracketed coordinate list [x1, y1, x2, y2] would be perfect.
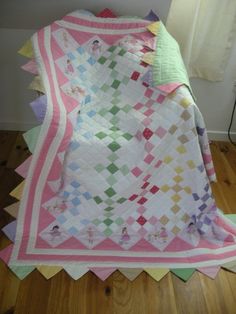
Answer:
[9, 265, 35, 279]
[23, 125, 41, 153]
[171, 268, 196, 281]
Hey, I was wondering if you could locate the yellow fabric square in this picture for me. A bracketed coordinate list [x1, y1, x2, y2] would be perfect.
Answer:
[147, 22, 160, 35]
[145, 268, 169, 281]
[10, 181, 25, 200]
[18, 39, 34, 58]
[37, 266, 62, 279]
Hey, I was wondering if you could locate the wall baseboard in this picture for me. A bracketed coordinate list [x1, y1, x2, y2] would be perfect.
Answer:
[207, 130, 236, 141]
[0, 122, 235, 142]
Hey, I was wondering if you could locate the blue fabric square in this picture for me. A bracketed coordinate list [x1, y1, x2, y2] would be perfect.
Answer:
[72, 197, 81, 206]
[69, 207, 80, 216]
[83, 192, 92, 200]
[87, 56, 96, 65]
[71, 181, 80, 188]
[84, 95, 91, 104]
[77, 46, 85, 54]
[81, 219, 90, 225]
[67, 52, 76, 60]
[87, 110, 96, 118]
[68, 226, 79, 235]
[69, 141, 80, 151]
[78, 64, 86, 73]
[83, 131, 93, 139]
[63, 191, 70, 199]
[91, 85, 99, 93]
[56, 214, 67, 224]
[69, 162, 80, 171]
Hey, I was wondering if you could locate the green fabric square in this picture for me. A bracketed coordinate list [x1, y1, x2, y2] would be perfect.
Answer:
[104, 218, 113, 226]
[108, 46, 116, 53]
[111, 98, 120, 105]
[109, 61, 117, 69]
[101, 84, 110, 92]
[94, 164, 105, 173]
[96, 131, 107, 139]
[115, 217, 124, 225]
[111, 70, 118, 79]
[110, 106, 120, 115]
[122, 104, 132, 113]
[118, 48, 126, 56]
[104, 212, 113, 217]
[111, 79, 120, 89]
[122, 76, 130, 85]
[108, 153, 118, 162]
[98, 56, 107, 64]
[117, 197, 126, 204]
[106, 175, 117, 186]
[105, 187, 116, 197]
[107, 163, 119, 174]
[93, 218, 101, 225]
[99, 108, 108, 116]
[110, 116, 120, 125]
[104, 206, 114, 212]
[104, 228, 113, 236]
[109, 132, 120, 140]
[105, 198, 115, 206]
[110, 126, 119, 131]
[94, 196, 103, 204]
[120, 165, 129, 175]
[108, 141, 121, 152]
[113, 90, 121, 97]
[123, 133, 133, 140]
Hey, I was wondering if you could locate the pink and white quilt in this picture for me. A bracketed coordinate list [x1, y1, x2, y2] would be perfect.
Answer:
[2, 10, 236, 280]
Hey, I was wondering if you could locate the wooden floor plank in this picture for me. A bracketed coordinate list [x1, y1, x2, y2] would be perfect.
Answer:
[113, 271, 147, 314]
[172, 272, 208, 314]
[46, 271, 113, 314]
[14, 270, 51, 314]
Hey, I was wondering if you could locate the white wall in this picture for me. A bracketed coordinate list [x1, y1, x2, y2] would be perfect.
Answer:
[0, 0, 236, 139]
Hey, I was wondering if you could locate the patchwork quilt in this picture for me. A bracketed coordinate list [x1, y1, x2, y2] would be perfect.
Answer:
[1, 10, 236, 281]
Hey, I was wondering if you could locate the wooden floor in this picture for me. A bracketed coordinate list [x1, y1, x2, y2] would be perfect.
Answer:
[0, 131, 236, 314]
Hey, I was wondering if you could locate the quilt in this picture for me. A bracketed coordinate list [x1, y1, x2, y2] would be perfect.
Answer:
[1, 10, 236, 282]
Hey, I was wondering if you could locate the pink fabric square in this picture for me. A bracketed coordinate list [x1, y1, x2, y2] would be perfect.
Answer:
[145, 141, 154, 152]
[145, 99, 154, 108]
[150, 185, 159, 194]
[141, 182, 150, 189]
[157, 94, 166, 104]
[129, 194, 139, 201]
[143, 174, 151, 181]
[137, 206, 146, 214]
[142, 117, 152, 127]
[144, 108, 154, 117]
[140, 190, 148, 196]
[154, 160, 162, 168]
[137, 197, 148, 205]
[131, 167, 143, 177]
[143, 128, 154, 140]
[138, 227, 148, 237]
[155, 126, 167, 138]
[145, 88, 154, 98]
[149, 216, 158, 225]
[134, 102, 143, 110]
[127, 216, 135, 225]
[144, 154, 155, 164]
[135, 130, 143, 141]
